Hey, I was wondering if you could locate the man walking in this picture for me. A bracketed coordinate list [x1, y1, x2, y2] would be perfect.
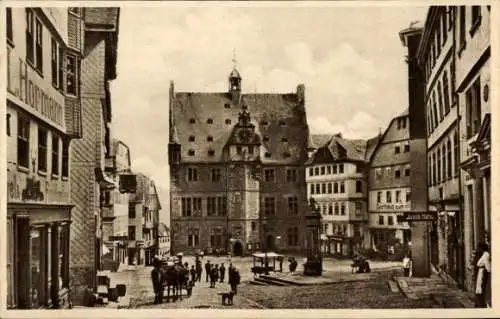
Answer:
[196, 259, 203, 282]
[219, 263, 226, 283]
[151, 258, 164, 304]
[190, 265, 196, 286]
[205, 260, 211, 282]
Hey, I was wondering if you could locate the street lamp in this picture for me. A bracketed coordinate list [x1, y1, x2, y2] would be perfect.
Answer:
[304, 198, 323, 276]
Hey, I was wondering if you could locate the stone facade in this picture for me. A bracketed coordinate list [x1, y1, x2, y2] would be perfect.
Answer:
[169, 69, 309, 255]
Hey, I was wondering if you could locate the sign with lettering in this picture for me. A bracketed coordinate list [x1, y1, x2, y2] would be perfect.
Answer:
[6, 47, 64, 128]
[376, 203, 410, 211]
[402, 212, 436, 222]
[7, 166, 70, 204]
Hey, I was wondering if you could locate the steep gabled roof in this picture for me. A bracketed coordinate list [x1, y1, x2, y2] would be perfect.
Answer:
[306, 134, 369, 165]
[171, 91, 308, 164]
[310, 134, 332, 150]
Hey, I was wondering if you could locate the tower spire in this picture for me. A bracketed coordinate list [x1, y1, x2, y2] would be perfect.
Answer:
[232, 49, 237, 70]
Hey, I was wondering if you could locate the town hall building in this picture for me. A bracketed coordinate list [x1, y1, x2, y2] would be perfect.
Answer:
[168, 66, 311, 255]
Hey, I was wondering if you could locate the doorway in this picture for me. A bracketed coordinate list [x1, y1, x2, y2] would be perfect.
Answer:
[233, 241, 243, 257]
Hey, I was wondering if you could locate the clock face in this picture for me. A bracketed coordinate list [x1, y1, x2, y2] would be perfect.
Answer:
[239, 130, 251, 142]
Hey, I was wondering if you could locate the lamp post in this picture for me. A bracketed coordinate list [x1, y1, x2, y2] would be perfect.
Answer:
[304, 198, 323, 276]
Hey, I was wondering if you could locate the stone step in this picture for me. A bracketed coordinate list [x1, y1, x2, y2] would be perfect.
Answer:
[254, 276, 287, 286]
[387, 280, 400, 293]
[248, 280, 267, 286]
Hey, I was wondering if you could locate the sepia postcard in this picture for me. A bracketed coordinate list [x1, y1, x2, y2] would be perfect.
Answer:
[0, 1, 498, 318]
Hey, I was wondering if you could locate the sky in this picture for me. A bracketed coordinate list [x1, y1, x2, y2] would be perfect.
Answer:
[109, 4, 429, 225]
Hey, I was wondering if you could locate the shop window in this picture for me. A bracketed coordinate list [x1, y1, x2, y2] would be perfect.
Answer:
[66, 55, 78, 95]
[51, 135, 59, 175]
[18, 116, 30, 169]
[38, 128, 48, 172]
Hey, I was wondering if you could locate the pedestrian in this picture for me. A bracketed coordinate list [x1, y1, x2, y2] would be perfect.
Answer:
[151, 258, 164, 304]
[402, 254, 412, 277]
[196, 260, 202, 282]
[190, 265, 196, 285]
[474, 242, 491, 308]
[229, 266, 240, 295]
[210, 264, 218, 288]
[205, 260, 211, 282]
[219, 263, 226, 283]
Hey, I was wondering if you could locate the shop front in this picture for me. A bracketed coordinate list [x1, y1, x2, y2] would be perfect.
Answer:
[7, 206, 72, 309]
[7, 161, 73, 309]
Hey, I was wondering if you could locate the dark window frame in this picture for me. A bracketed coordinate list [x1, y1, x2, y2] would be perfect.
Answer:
[6, 7, 13, 44]
[51, 134, 59, 176]
[17, 116, 30, 168]
[37, 127, 48, 172]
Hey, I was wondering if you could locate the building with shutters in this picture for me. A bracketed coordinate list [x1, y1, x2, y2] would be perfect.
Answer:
[5, 7, 84, 309]
[101, 139, 133, 271]
[305, 134, 379, 257]
[168, 66, 310, 255]
[127, 174, 161, 266]
[158, 223, 171, 257]
[67, 7, 120, 305]
[366, 111, 412, 254]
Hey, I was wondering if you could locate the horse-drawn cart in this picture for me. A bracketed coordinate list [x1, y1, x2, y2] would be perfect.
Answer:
[157, 257, 191, 302]
[251, 252, 284, 277]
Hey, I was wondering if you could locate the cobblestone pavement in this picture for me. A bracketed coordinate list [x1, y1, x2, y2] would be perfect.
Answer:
[120, 256, 410, 309]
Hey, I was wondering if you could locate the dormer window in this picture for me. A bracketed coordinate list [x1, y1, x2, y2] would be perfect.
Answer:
[224, 103, 231, 109]
[225, 119, 231, 125]
[207, 136, 213, 142]
[263, 136, 269, 142]
[189, 118, 196, 124]
[188, 149, 195, 156]
[207, 118, 213, 124]
[281, 137, 288, 142]
[208, 150, 215, 156]
[189, 136, 195, 142]
[265, 152, 271, 158]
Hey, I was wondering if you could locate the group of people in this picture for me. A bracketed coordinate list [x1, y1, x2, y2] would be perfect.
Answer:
[204, 260, 241, 293]
[151, 255, 241, 305]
